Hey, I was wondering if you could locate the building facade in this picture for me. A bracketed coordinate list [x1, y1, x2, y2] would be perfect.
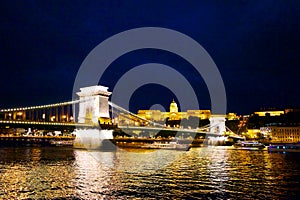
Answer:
[137, 99, 238, 122]
[254, 110, 284, 117]
[261, 126, 300, 143]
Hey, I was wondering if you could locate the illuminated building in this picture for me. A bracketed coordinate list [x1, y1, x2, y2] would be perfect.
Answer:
[254, 110, 284, 117]
[260, 126, 300, 143]
[227, 112, 239, 120]
[169, 99, 178, 113]
[137, 99, 238, 122]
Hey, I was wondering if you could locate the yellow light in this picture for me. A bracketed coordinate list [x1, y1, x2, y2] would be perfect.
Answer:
[50, 116, 56, 121]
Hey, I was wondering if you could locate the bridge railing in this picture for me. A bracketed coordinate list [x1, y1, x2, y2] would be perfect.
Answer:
[0, 100, 80, 123]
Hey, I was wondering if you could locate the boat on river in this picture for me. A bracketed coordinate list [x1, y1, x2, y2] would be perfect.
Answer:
[268, 143, 300, 153]
[50, 139, 74, 146]
[141, 141, 191, 151]
[233, 141, 265, 149]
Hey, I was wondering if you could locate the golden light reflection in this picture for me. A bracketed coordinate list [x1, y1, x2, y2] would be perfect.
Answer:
[73, 150, 120, 199]
[0, 148, 75, 199]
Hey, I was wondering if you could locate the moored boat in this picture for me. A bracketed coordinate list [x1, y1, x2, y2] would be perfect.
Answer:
[141, 141, 190, 151]
[268, 143, 300, 153]
[233, 141, 265, 149]
[50, 139, 74, 146]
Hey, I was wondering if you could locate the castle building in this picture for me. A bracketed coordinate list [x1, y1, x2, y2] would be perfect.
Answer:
[137, 99, 237, 122]
[254, 110, 284, 117]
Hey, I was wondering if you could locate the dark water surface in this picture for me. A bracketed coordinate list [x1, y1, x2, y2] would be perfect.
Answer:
[0, 146, 299, 199]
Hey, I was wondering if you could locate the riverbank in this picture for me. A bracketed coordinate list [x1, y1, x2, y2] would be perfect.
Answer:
[0, 135, 237, 148]
[0, 136, 204, 147]
[0, 135, 75, 147]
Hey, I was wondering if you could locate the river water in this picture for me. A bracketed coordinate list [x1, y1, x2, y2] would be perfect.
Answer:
[0, 146, 299, 199]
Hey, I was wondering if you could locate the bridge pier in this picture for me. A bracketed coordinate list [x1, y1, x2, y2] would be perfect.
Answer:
[73, 129, 114, 149]
[74, 85, 114, 149]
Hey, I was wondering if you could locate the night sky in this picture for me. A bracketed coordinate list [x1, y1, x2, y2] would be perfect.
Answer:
[1, 0, 299, 115]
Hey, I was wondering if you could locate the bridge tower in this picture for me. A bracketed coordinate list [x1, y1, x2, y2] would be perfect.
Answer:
[76, 85, 111, 125]
[209, 115, 226, 135]
[74, 85, 114, 149]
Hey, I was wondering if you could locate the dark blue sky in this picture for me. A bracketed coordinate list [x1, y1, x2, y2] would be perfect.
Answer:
[0, 0, 299, 114]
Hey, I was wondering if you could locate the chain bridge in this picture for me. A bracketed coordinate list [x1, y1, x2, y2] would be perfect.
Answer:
[0, 85, 243, 147]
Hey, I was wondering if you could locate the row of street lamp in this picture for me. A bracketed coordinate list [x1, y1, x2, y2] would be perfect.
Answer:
[4, 112, 74, 122]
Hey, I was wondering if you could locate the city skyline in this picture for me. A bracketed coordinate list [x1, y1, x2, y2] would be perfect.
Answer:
[1, 1, 300, 115]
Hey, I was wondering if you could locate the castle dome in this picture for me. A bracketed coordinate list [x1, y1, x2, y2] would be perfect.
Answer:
[169, 99, 178, 113]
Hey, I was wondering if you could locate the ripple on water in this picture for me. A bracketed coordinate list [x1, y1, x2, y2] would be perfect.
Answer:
[0, 146, 300, 199]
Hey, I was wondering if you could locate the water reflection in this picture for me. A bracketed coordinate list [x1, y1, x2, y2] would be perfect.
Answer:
[0, 146, 299, 199]
[72, 148, 188, 199]
[73, 150, 116, 198]
[0, 147, 76, 199]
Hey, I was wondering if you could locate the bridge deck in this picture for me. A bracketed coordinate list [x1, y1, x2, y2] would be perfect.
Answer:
[0, 120, 92, 127]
